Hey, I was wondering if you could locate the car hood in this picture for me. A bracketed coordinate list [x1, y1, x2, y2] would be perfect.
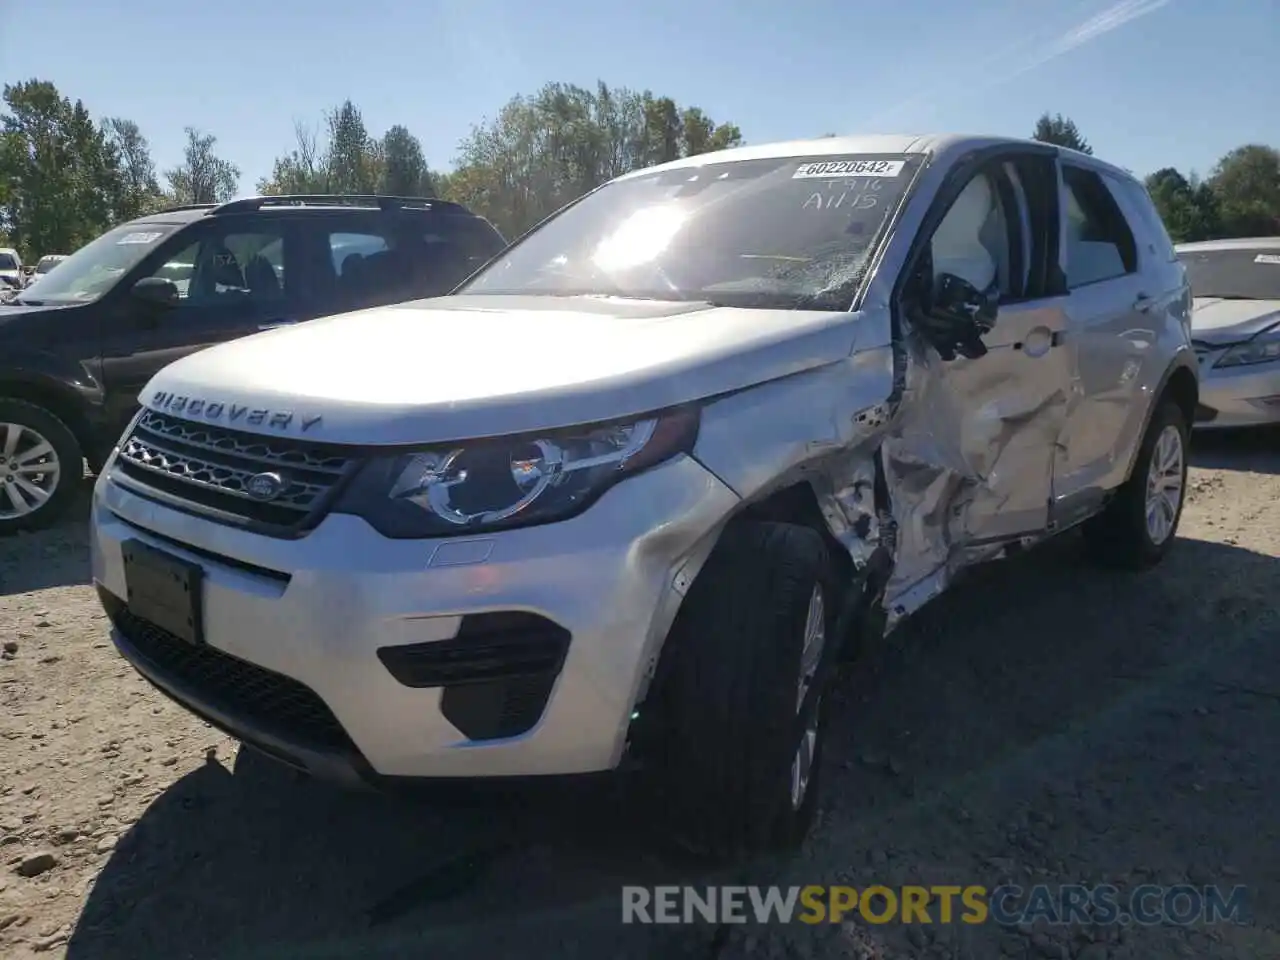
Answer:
[143, 294, 872, 445]
[1190, 297, 1280, 345]
[0, 300, 80, 326]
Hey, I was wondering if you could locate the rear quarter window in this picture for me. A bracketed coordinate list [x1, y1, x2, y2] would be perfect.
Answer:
[1062, 165, 1139, 288]
[1107, 175, 1177, 263]
[428, 215, 506, 264]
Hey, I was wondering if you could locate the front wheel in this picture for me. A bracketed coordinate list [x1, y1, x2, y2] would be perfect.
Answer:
[0, 399, 84, 535]
[1082, 398, 1189, 569]
[644, 521, 840, 861]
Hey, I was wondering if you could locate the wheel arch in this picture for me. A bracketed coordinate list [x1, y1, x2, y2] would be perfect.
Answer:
[1121, 354, 1198, 484]
[624, 476, 863, 760]
[729, 480, 857, 582]
[0, 375, 98, 470]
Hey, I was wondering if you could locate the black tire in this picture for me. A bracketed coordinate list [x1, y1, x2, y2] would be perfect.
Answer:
[645, 521, 840, 861]
[1081, 398, 1189, 569]
[0, 398, 84, 535]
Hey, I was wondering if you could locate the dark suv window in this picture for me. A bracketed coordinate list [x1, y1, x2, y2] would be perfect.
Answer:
[327, 214, 506, 309]
[1062, 166, 1138, 288]
[136, 223, 288, 307]
[330, 232, 389, 273]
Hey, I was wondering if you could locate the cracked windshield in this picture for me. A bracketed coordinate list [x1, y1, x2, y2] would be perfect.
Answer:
[1, 1, 1277, 959]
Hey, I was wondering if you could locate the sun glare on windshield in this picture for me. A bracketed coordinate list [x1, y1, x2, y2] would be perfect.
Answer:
[592, 204, 688, 272]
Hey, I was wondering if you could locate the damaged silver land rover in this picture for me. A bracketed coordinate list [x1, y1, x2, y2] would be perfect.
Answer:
[89, 134, 1198, 860]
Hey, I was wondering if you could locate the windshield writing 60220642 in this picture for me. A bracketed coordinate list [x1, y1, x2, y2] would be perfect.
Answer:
[802, 177, 885, 211]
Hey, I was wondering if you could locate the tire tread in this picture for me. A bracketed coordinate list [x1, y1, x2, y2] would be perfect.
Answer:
[650, 521, 832, 859]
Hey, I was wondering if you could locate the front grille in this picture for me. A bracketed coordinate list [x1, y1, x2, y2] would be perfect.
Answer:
[113, 410, 358, 533]
[110, 601, 352, 750]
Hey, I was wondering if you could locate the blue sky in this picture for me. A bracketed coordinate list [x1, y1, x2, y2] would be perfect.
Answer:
[1, 0, 1275, 198]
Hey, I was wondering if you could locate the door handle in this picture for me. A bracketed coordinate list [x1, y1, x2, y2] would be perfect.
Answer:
[1133, 294, 1155, 313]
[257, 319, 294, 330]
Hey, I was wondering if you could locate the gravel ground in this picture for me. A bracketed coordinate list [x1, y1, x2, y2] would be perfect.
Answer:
[2, 430, 1278, 960]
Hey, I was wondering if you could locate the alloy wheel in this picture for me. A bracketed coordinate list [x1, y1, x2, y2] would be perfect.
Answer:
[0, 422, 62, 521]
[1144, 424, 1184, 546]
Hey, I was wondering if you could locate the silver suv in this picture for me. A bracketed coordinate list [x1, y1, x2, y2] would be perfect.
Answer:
[90, 134, 1197, 859]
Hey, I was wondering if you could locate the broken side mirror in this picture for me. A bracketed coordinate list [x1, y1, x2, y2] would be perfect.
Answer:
[911, 272, 999, 361]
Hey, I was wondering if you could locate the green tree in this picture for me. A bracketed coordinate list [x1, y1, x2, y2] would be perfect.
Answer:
[0, 79, 120, 259]
[678, 106, 741, 157]
[259, 102, 414, 196]
[258, 120, 327, 194]
[324, 100, 380, 194]
[379, 124, 435, 196]
[1031, 112, 1093, 154]
[165, 127, 239, 204]
[1144, 167, 1221, 242]
[103, 117, 164, 219]
[641, 95, 683, 166]
[444, 80, 742, 237]
[1207, 144, 1280, 238]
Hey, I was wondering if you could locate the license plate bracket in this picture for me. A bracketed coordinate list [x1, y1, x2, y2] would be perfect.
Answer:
[121, 538, 205, 644]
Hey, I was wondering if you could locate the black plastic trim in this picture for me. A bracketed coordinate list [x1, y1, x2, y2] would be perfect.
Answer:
[376, 612, 570, 687]
[103, 585, 372, 787]
[377, 612, 571, 741]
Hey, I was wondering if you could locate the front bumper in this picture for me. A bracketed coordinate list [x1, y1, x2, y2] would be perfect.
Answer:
[91, 453, 739, 781]
[1192, 352, 1280, 429]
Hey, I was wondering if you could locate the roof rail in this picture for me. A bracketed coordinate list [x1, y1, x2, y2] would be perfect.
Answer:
[157, 203, 219, 214]
[210, 194, 471, 216]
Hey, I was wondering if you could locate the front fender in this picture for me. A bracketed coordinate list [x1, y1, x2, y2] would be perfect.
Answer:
[1118, 348, 1199, 484]
[0, 353, 111, 461]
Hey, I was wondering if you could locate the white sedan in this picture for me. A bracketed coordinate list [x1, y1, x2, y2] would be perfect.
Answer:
[1178, 237, 1280, 429]
[33, 254, 68, 277]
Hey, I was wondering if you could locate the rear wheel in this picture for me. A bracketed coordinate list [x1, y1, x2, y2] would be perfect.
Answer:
[0, 399, 83, 535]
[1082, 398, 1189, 569]
[645, 521, 840, 861]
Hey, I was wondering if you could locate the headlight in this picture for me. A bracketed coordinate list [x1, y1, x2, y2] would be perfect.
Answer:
[1215, 332, 1280, 368]
[332, 407, 700, 538]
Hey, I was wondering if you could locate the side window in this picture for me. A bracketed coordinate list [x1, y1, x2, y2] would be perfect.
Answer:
[1110, 175, 1177, 263]
[151, 243, 197, 299]
[138, 225, 288, 307]
[436, 218, 507, 265]
[329, 232, 389, 275]
[311, 218, 505, 313]
[1061, 166, 1138, 288]
[927, 169, 1018, 302]
[328, 231, 392, 306]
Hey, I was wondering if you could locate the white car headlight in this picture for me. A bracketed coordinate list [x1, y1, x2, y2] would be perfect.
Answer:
[1215, 331, 1280, 368]
[332, 407, 700, 538]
